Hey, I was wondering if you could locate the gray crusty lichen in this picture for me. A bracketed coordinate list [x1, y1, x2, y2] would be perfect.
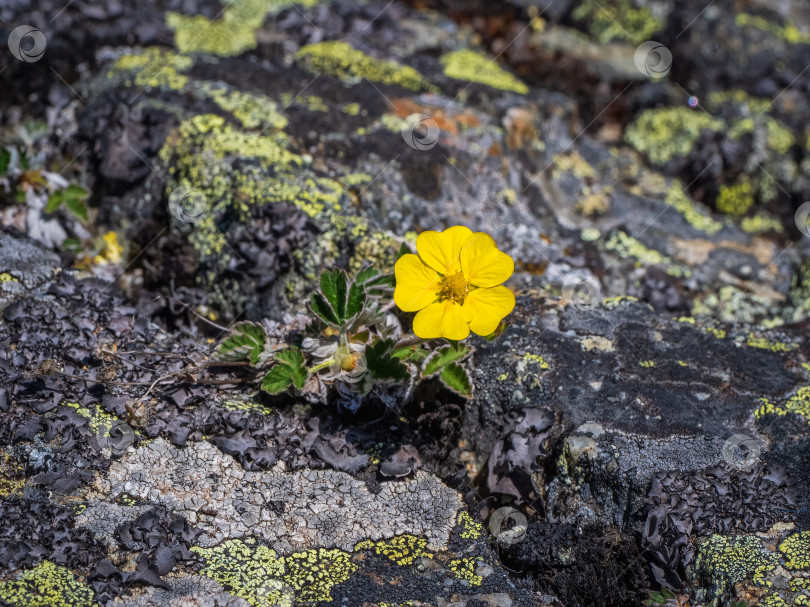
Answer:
[82, 438, 462, 553]
[111, 576, 251, 607]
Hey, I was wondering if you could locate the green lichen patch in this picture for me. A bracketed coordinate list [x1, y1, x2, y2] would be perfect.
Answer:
[735, 13, 810, 45]
[193, 538, 357, 605]
[108, 47, 193, 90]
[296, 41, 436, 91]
[440, 49, 528, 94]
[716, 180, 755, 215]
[456, 511, 483, 540]
[741, 213, 784, 234]
[665, 181, 723, 234]
[448, 557, 483, 586]
[167, 0, 319, 57]
[756, 386, 810, 426]
[604, 230, 671, 267]
[354, 535, 434, 566]
[779, 532, 810, 570]
[572, 0, 664, 44]
[0, 561, 95, 607]
[693, 534, 779, 592]
[624, 107, 723, 166]
[0, 449, 25, 497]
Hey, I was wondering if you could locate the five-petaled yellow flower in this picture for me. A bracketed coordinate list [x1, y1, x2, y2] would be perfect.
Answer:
[394, 226, 515, 340]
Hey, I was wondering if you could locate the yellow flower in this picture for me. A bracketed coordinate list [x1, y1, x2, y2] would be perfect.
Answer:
[394, 226, 515, 340]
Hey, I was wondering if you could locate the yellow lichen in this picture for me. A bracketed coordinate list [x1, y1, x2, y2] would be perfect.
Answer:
[448, 557, 483, 586]
[354, 535, 433, 566]
[440, 49, 528, 94]
[296, 41, 435, 91]
[779, 532, 810, 570]
[0, 561, 95, 607]
[457, 511, 483, 540]
[716, 181, 754, 216]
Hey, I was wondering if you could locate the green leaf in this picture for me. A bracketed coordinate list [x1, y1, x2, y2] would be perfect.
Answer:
[45, 191, 64, 213]
[61, 238, 83, 253]
[320, 269, 348, 320]
[366, 338, 408, 382]
[310, 292, 339, 325]
[19, 150, 29, 170]
[393, 346, 429, 363]
[64, 184, 88, 199]
[439, 362, 472, 397]
[0, 148, 10, 174]
[64, 195, 88, 222]
[396, 243, 410, 259]
[345, 281, 366, 319]
[14, 189, 25, 203]
[355, 267, 378, 285]
[422, 343, 471, 377]
[218, 322, 267, 364]
[261, 347, 307, 394]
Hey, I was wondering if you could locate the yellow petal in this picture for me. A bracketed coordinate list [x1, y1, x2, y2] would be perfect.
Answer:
[413, 300, 471, 340]
[416, 226, 474, 275]
[394, 254, 441, 312]
[459, 232, 514, 287]
[464, 285, 515, 336]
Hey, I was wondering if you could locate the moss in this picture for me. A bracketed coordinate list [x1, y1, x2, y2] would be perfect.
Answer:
[572, 0, 663, 44]
[779, 532, 810, 570]
[167, 0, 319, 56]
[624, 108, 723, 166]
[604, 231, 670, 266]
[666, 182, 723, 234]
[440, 49, 528, 94]
[193, 538, 356, 605]
[457, 512, 483, 540]
[296, 41, 436, 91]
[716, 180, 755, 215]
[354, 535, 434, 566]
[0, 561, 95, 607]
[741, 213, 784, 233]
[448, 557, 483, 586]
[694, 535, 779, 591]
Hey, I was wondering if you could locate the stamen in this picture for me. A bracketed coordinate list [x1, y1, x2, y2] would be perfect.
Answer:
[437, 271, 470, 304]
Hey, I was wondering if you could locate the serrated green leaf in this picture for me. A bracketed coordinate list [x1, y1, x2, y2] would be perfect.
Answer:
[439, 362, 472, 397]
[393, 346, 429, 363]
[261, 347, 307, 394]
[45, 191, 63, 213]
[310, 292, 340, 325]
[366, 338, 409, 382]
[422, 343, 471, 377]
[345, 281, 366, 319]
[0, 148, 10, 175]
[320, 269, 347, 320]
[64, 195, 88, 222]
[218, 322, 266, 364]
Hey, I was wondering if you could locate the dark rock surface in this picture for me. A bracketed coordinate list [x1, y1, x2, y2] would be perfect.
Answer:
[1, 0, 810, 606]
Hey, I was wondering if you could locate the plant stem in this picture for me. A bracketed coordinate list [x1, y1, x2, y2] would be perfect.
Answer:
[309, 359, 336, 373]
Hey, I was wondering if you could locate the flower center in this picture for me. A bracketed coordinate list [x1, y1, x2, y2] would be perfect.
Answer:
[437, 271, 470, 304]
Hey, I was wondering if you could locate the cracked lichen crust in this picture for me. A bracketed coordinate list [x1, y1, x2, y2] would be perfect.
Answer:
[90, 438, 462, 552]
[112, 575, 251, 606]
[0, 560, 95, 607]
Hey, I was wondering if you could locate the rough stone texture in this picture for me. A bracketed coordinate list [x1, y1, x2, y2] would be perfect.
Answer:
[111, 576, 251, 607]
[87, 437, 463, 552]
